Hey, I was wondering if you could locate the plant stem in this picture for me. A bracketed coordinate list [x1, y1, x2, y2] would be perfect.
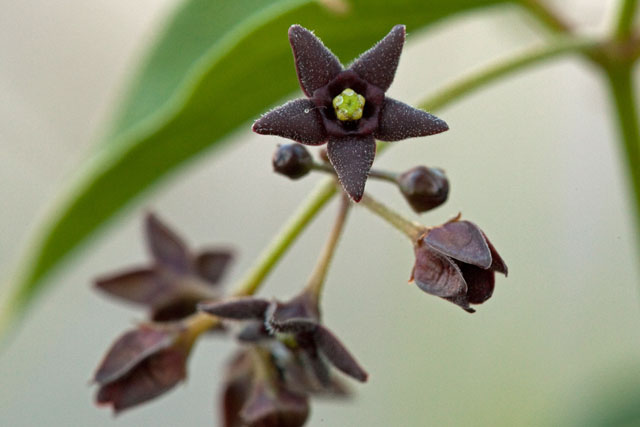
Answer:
[604, 65, 640, 241]
[305, 195, 351, 302]
[520, 0, 572, 34]
[421, 36, 599, 112]
[359, 194, 424, 241]
[614, 0, 638, 40]
[311, 162, 398, 183]
[231, 178, 337, 296]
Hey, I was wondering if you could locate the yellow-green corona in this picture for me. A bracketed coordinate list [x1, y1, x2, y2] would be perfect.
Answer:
[332, 88, 365, 121]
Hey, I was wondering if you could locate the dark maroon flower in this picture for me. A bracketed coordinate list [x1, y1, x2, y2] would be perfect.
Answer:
[253, 24, 448, 202]
[221, 348, 310, 427]
[200, 291, 368, 385]
[411, 220, 507, 312]
[397, 166, 449, 213]
[272, 144, 313, 179]
[93, 323, 190, 413]
[95, 213, 233, 322]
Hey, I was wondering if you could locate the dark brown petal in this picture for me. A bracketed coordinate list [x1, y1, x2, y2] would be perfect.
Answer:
[96, 348, 187, 413]
[195, 251, 233, 285]
[146, 213, 191, 273]
[199, 298, 271, 320]
[482, 232, 508, 276]
[94, 268, 160, 306]
[460, 263, 495, 304]
[375, 98, 449, 141]
[348, 25, 405, 91]
[151, 294, 207, 322]
[288, 25, 342, 97]
[412, 242, 467, 297]
[221, 351, 255, 427]
[301, 345, 331, 387]
[94, 326, 174, 385]
[327, 135, 376, 202]
[252, 98, 327, 145]
[240, 381, 309, 427]
[313, 325, 368, 382]
[424, 221, 492, 269]
[268, 317, 317, 334]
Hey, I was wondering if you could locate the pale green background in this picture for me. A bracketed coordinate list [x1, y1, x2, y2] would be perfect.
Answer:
[1, 0, 639, 425]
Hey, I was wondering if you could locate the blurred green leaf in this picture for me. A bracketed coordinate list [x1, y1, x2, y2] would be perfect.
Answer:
[0, 0, 516, 337]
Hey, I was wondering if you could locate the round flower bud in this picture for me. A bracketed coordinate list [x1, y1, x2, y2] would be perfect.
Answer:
[272, 144, 313, 179]
[397, 166, 449, 213]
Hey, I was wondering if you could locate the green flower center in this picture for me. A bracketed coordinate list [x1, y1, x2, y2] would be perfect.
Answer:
[332, 88, 365, 121]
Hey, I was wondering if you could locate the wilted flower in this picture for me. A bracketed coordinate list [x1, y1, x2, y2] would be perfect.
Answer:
[95, 213, 233, 322]
[411, 219, 507, 312]
[93, 323, 190, 413]
[253, 24, 448, 201]
[397, 166, 449, 213]
[221, 348, 310, 427]
[200, 291, 368, 385]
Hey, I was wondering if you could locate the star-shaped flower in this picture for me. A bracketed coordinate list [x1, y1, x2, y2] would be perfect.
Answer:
[253, 24, 449, 201]
[95, 213, 233, 322]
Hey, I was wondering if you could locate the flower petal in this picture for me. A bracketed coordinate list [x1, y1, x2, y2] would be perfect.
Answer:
[240, 381, 310, 427]
[348, 25, 405, 91]
[268, 317, 317, 334]
[327, 135, 376, 202]
[146, 213, 191, 273]
[375, 98, 448, 141]
[412, 242, 467, 297]
[444, 263, 495, 313]
[288, 25, 342, 97]
[94, 268, 160, 306]
[252, 98, 327, 145]
[199, 298, 270, 320]
[482, 232, 508, 276]
[424, 221, 492, 269]
[93, 325, 174, 385]
[195, 250, 233, 285]
[313, 325, 368, 382]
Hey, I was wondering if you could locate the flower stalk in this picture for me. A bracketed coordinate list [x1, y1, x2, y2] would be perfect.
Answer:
[359, 194, 424, 241]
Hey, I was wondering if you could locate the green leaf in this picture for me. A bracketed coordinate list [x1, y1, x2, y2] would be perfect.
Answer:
[0, 0, 515, 338]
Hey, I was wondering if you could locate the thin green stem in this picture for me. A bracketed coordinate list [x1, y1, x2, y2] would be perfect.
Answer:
[604, 65, 640, 241]
[360, 194, 424, 241]
[231, 178, 337, 296]
[520, 0, 572, 34]
[311, 162, 398, 183]
[305, 195, 351, 302]
[614, 0, 638, 40]
[421, 36, 600, 112]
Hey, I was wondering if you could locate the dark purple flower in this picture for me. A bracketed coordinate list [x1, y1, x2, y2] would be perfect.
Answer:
[200, 291, 368, 385]
[253, 24, 448, 202]
[93, 323, 190, 413]
[411, 220, 507, 312]
[221, 348, 310, 427]
[397, 166, 449, 213]
[95, 213, 233, 322]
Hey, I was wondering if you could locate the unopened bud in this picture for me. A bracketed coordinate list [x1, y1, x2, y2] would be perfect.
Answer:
[397, 166, 449, 213]
[272, 144, 313, 179]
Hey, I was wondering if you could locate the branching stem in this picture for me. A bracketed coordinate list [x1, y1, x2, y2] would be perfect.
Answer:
[359, 194, 424, 241]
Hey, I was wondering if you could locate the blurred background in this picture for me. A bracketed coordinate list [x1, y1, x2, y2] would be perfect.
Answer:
[1, 0, 639, 425]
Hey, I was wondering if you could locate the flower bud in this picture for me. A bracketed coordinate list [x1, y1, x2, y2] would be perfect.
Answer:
[272, 144, 313, 179]
[397, 166, 449, 213]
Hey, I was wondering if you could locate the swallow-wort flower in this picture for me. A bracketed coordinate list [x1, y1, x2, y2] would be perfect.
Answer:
[253, 24, 448, 201]
[95, 213, 233, 322]
[411, 219, 508, 312]
[93, 323, 191, 413]
[200, 290, 368, 386]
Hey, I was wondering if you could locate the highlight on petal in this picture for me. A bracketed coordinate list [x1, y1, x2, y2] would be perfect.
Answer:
[93, 325, 174, 385]
[348, 25, 405, 91]
[199, 298, 271, 320]
[252, 98, 327, 145]
[313, 325, 368, 382]
[424, 221, 492, 269]
[375, 98, 449, 141]
[146, 213, 191, 273]
[288, 25, 342, 97]
[95, 269, 159, 306]
[412, 241, 467, 297]
[327, 135, 376, 202]
[195, 251, 233, 285]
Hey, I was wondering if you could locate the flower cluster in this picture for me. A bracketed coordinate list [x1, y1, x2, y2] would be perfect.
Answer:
[89, 23, 508, 426]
